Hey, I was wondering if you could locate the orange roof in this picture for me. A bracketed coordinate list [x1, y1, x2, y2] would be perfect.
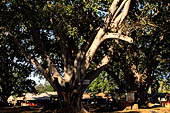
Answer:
[82, 93, 91, 99]
[96, 93, 106, 98]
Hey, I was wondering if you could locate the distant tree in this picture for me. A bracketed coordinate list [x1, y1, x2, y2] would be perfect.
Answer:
[43, 81, 54, 92]
[107, 0, 170, 105]
[35, 84, 44, 93]
[88, 71, 117, 93]
[35, 81, 54, 93]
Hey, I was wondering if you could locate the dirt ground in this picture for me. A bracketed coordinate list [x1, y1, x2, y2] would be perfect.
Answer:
[115, 107, 170, 113]
[0, 106, 170, 113]
[88, 107, 170, 113]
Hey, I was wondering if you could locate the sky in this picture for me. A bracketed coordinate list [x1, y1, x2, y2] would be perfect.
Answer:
[28, 75, 46, 85]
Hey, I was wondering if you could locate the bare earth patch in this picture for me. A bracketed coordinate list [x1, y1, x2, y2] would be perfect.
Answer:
[114, 107, 170, 113]
[1, 106, 170, 113]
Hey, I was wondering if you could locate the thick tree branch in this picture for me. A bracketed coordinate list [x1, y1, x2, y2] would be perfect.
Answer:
[31, 27, 65, 86]
[119, 0, 131, 25]
[82, 44, 114, 81]
[84, 32, 132, 73]
[8, 31, 54, 84]
[56, 35, 73, 83]
[73, 29, 99, 79]
[81, 65, 108, 92]
[56, 36, 68, 64]
[31, 27, 47, 55]
[45, 56, 64, 83]
[96, 55, 110, 69]
[82, 0, 132, 72]
[112, 0, 128, 22]
[81, 0, 122, 71]
[84, 37, 102, 70]
[8, 29, 64, 89]
[131, 64, 148, 82]
[105, 0, 121, 25]
[102, 33, 133, 43]
[113, 0, 131, 27]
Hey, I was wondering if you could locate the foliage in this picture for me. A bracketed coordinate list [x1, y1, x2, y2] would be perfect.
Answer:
[88, 71, 117, 93]
[0, 0, 111, 75]
[1, 1, 169, 108]
[0, 0, 135, 111]
[106, 0, 170, 104]
[0, 43, 36, 106]
[35, 82, 54, 93]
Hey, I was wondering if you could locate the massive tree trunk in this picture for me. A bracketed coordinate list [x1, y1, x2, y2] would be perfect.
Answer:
[135, 85, 148, 106]
[55, 91, 83, 113]
[9, 0, 133, 112]
[131, 64, 157, 106]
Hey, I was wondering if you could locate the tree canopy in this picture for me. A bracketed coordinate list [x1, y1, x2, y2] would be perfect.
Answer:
[0, 0, 134, 111]
[0, 41, 36, 106]
[1, 0, 170, 111]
